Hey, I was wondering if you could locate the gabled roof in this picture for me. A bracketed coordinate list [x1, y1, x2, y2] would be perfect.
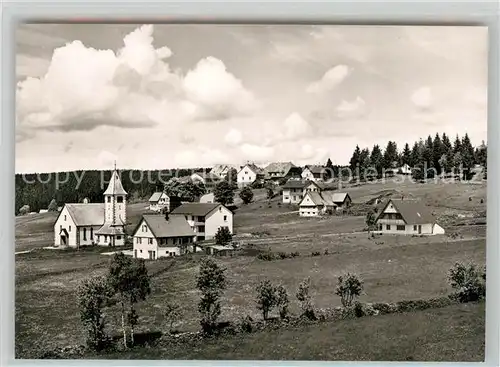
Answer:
[264, 162, 297, 177]
[210, 164, 240, 177]
[303, 165, 326, 174]
[191, 172, 221, 183]
[376, 199, 436, 225]
[64, 203, 105, 226]
[135, 214, 196, 238]
[149, 192, 164, 203]
[306, 181, 338, 191]
[331, 193, 351, 204]
[282, 179, 308, 189]
[170, 203, 222, 217]
[103, 170, 128, 196]
[199, 193, 215, 203]
[95, 222, 125, 235]
[301, 191, 335, 207]
[240, 163, 265, 175]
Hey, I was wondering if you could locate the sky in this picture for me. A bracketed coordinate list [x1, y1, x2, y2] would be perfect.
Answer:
[15, 23, 488, 173]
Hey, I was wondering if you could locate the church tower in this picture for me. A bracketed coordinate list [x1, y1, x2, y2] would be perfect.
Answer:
[103, 164, 128, 225]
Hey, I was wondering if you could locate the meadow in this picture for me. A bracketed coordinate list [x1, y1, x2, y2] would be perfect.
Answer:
[14, 180, 487, 360]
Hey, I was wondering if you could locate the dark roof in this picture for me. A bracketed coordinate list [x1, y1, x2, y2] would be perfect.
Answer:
[282, 179, 308, 189]
[170, 203, 221, 217]
[304, 165, 326, 174]
[331, 193, 351, 203]
[241, 163, 265, 175]
[264, 162, 297, 178]
[137, 214, 196, 238]
[103, 170, 128, 196]
[376, 199, 436, 224]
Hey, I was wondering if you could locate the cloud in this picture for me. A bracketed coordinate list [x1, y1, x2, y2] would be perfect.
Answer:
[306, 65, 350, 94]
[464, 87, 487, 108]
[240, 143, 275, 163]
[16, 24, 257, 142]
[282, 112, 312, 140]
[411, 87, 432, 110]
[97, 150, 119, 168]
[224, 128, 243, 146]
[336, 96, 366, 119]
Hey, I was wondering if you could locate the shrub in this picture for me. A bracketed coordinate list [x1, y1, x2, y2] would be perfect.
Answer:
[335, 273, 363, 308]
[324, 249, 329, 255]
[197, 258, 227, 334]
[214, 226, 232, 247]
[275, 285, 290, 320]
[311, 251, 321, 257]
[239, 186, 254, 204]
[164, 302, 182, 334]
[257, 252, 276, 261]
[239, 315, 254, 333]
[290, 251, 300, 258]
[296, 277, 316, 320]
[448, 262, 486, 303]
[48, 199, 58, 212]
[278, 252, 289, 260]
[19, 204, 30, 216]
[256, 280, 277, 320]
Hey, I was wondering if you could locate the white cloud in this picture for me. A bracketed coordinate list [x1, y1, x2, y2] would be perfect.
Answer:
[336, 96, 366, 118]
[224, 128, 243, 146]
[282, 112, 312, 140]
[411, 87, 432, 110]
[464, 87, 487, 108]
[16, 24, 257, 141]
[97, 150, 119, 168]
[306, 65, 350, 94]
[240, 143, 275, 163]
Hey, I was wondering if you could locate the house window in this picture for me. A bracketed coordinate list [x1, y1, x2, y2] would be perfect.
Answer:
[223, 215, 227, 222]
[413, 225, 418, 231]
[117, 196, 123, 203]
[117, 236, 121, 240]
[104, 235, 108, 242]
[198, 226, 205, 233]
[69, 225, 71, 232]
[284, 196, 289, 200]
[142, 225, 147, 232]
[83, 228, 87, 240]
[140, 249, 143, 253]
[136, 237, 141, 244]
[134, 250, 137, 258]
[148, 238, 153, 245]
[396, 225, 405, 231]
[107, 197, 111, 203]
[60, 225, 62, 231]
[386, 225, 391, 230]
[90, 227, 93, 240]
[173, 238, 177, 245]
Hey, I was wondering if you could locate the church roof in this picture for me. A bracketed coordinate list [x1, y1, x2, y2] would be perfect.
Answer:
[103, 170, 128, 196]
[64, 203, 105, 226]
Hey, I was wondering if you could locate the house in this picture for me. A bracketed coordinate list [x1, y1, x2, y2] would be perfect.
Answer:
[374, 199, 445, 235]
[199, 192, 215, 204]
[170, 203, 233, 242]
[303, 180, 338, 194]
[210, 164, 240, 180]
[53, 168, 127, 248]
[132, 214, 196, 260]
[264, 162, 302, 183]
[301, 165, 327, 182]
[190, 171, 221, 192]
[237, 163, 265, 188]
[282, 179, 307, 204]
[299, 191, 351, 217]
[205, 244, 235, 256]
[148, 192, 182, 213]
[398, 163, 412, 175]
[39, 209, 48, 214]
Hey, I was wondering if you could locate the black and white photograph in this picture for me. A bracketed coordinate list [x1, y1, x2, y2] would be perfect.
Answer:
[15, 23, 487, 361]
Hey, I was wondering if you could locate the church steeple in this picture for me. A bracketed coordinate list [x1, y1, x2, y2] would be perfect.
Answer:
[103, 165, 127, 225]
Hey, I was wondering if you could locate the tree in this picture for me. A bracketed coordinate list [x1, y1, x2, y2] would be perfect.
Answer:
[255, 280, 277, 320]
[439, 154, 452, 175]
[452, 151, 463, 175]
[265, 182, 275, 200]
[448, 262, 486, 303]
[275, 285, 289, 319]
[349, 145, 362, 172]
[214, 226, 232, 247]
[432, 133, 444, 174]
[370, 145, 384, 178]
[213, 181, 235, 206]
[475, 141, 487, 168]
[47, 199, 58, 212]
[197, 258, 227, 334]
[224, 168, 238, 188]
[239, 186, 254, 204]
[164, 302, 182, 334]
[422, 135, 434, 168]
[365, 210, 377, 232]
[164, 179, 205, 202]
[107, 253, 151, 348]
[401, 143, 411, 165]
[410, 141, 422, 168]
[296, 277, 315, 320]
[442, 133, 453, 155]
[77, 276, 112, 351]
[453, 134, 462, 154]
[383, 141, 398, 169]
[325, 158, 334, 180]
[461, 133, 476, 179]
[335, 273, 363, 308]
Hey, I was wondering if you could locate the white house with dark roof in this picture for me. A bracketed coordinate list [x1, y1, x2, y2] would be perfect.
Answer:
[282, 179, 307, 204]
[170, 203, 233, 242]
[148, 192, 182, 213]
[237, 163, 265, 188]
[210, 164, 240, 180]
[264, 162, 301, 183]
[132, 214, 196, 259]
[299, 191, 352, 217]
[374, 199, 445, 235]
[301, 165, 326, 182]
[53, 168, 128, 248]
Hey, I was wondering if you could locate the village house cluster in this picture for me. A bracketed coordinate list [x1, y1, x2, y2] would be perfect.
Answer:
[53, 160, 445, 259]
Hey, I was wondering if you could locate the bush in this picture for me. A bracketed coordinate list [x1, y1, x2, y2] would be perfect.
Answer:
[311, 251, 321, 257]
[239, 315, 254, 333]
[256, 280, 277, 320]
[335, 273, 363, 307]
[448, 262, 486, 303]
[19, 204, 30, 216]
[239, 186, 254, 204]
[324, 249, 329, 255]
[275, 285, 290, 320]
[197, 258, 227, 334]
[290, 251, 300, 258]
[296, 277, 316, 320]
[257, 252, 276, 261]
[278, 252, 289, 260]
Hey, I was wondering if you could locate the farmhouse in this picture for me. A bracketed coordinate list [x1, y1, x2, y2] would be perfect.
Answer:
[190, 172, 221, 192]
[398, 163, 412, 175]
[301, 165, 326, 182]
[282, 179, 307, 204]
[148, 192, 182, 213]
[210, 164, 240, 180]
[299, 191, 351, 217]
[132, 214, 196, 260]
[374, 199, 445, 235]
[199, 192, 215, 203]
[237, 163, 265, 188]
[53, 168, 127, 248]
[264, 162, 301, 183]
[303, 180, 338, 194]
[170, 203, 233, 242]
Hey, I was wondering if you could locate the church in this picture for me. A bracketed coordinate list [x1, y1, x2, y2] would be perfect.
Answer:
[53, 167, 128, 248]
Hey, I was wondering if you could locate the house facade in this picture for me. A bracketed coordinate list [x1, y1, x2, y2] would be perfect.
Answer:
[282, 179, 307, 204]
[53, 168, 127, 248]
[264, 162, 302, 183]
[374, 199, 445, 235]
[210, 164, 240, 181]
[298, 191, 351, 217]
[170, 203, 233, 242]
[237, 163, 265, 188]
[148, 192, 182, 213]
[199, 192, 215, 204]
[132, 214, 196, 260]
[190, 172, 220, 192]
[301, 165, 326, 182]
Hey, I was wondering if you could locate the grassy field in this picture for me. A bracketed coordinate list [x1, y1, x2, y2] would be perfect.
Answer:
[14, 180, 487, 359]
[98, 302, 485, 361]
